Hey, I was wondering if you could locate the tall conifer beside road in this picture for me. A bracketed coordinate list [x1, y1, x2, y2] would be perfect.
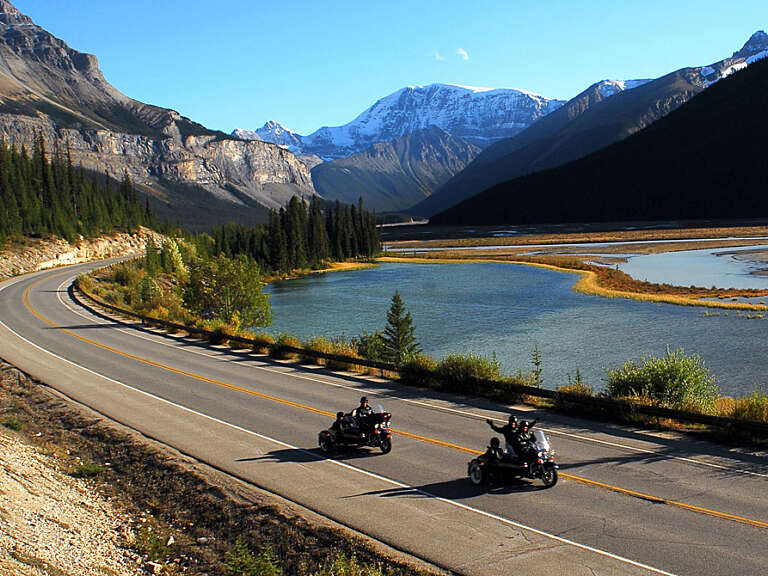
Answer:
[382, 291, 421, 365]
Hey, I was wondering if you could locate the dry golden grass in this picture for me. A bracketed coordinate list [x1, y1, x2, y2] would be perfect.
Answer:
[388, 224, 768, 250]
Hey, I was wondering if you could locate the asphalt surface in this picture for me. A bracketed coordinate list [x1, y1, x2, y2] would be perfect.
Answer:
[1, 261, 767, 576]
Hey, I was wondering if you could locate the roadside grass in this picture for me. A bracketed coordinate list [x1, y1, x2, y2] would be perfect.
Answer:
[2, 414, 24, 431]
[71, 462, 108, 478]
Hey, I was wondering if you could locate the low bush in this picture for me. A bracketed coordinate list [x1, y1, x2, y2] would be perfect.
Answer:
[2, 415, 23, 431]
[251, 333, 276, 354]
[270, 334, 301, 359]
[135, 525, 170, 563]
[111, 261, 142, 287]
[327, 338, 364, 372]
[313, 552, 385, 576]
[72, 462, 107, 478]
[436, 352, 502, 395]
[554, 370, 596, 412]
[400, 353, 438, 388]
[302, 337, 333, 365]
[225, 537, 281, 576]
[355, 331, 386, 363]
[731, 391, 768, 423]
[604, 347, 719, 412]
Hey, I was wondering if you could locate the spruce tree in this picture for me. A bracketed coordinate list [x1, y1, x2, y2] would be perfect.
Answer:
[382, 290, 421, 365]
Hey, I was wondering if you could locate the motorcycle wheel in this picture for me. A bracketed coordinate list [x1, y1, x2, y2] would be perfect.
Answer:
[319, 437, 334, 454]
[379, 437, 392, 454]
[469, 462, 486, 485]
[541, 467, 558, 488]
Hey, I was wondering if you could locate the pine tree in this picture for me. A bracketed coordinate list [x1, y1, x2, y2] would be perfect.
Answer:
[382, 290, 421, 365]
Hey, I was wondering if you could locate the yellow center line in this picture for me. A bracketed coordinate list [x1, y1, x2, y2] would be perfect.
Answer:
[21, 276, 768, 532]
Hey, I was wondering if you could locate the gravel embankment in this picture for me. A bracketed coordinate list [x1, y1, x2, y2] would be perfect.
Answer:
[0, 428, 142, 575]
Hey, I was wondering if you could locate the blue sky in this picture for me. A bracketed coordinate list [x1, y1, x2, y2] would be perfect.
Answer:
[13, 1, 768, 135]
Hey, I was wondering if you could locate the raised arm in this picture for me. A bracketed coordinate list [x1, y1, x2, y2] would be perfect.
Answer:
[486, 418, 504, 433]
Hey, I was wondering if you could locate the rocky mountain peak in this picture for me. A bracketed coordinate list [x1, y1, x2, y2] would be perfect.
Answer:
[0, 0, 31, 26]
[733, 30, 768, 59]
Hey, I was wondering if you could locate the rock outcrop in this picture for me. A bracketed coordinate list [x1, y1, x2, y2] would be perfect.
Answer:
[0, 228, 165, 279]
[0, 0, 316, 220]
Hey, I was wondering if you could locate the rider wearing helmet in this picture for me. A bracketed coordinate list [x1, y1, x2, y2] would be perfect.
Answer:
[354, 396, 374, 418]
[486, 415, 519, 457]
[353, 396, 374, 437]
[331, 411, 345, 434]
[513, 419, 539, 459]
[484, 436, 505, 461]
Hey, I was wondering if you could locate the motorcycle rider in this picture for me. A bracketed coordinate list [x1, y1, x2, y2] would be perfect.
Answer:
[514, 419, 540, 460]
[331, 411, 345, 435]
[483, 436, 505, 461]
[353, 396, 374, 437]
[353, 396, 374, 418]
[486, 415, 519, 458]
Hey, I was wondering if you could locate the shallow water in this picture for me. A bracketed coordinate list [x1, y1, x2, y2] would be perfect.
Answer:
[264, 262, 768, 397]
[618, 245, 768, 289]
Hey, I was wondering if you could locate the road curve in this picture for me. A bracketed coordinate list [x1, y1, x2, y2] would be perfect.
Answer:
[1, 261, 767, 576]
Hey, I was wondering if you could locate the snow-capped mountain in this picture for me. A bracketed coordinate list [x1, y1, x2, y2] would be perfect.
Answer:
[233, 83, 566, 160]
[699, 30, 768, 87]
[413, 29, 768, 218]
[233, 121, 303, 152]
[596, 79, 652, 99]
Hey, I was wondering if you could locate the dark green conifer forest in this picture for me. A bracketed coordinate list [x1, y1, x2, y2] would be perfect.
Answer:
[0, 132, 155, 243]
[198, 195, 380, 275]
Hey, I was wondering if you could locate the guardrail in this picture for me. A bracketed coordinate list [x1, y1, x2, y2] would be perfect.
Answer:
[74, 276, 768, 437]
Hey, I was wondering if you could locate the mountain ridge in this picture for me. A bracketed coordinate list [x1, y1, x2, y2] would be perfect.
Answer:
[310, 126, 481, 211]
[411, 30, 768, 218]
[234, 83, 566, 160]
[429, 56, 768, 226]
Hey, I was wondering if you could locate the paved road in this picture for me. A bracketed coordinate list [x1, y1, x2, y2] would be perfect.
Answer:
[1, 262, 767, 576]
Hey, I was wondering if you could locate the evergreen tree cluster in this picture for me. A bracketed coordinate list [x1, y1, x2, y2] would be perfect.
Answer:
[0, 133, 156, 243]
[205, 196, 380, 274]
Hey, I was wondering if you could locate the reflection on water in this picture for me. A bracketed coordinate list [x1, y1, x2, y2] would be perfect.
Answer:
[264, 263, 768, 397]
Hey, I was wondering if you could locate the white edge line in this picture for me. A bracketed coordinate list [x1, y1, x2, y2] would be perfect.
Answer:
[54, 274, 768, 481]
[2, 274, 680, 576]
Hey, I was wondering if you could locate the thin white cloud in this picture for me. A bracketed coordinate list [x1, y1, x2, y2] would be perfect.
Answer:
[457, 48, 469, 61]
[432, 50, 445, 61]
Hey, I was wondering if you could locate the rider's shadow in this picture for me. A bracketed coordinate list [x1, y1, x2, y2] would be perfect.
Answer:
[348, 476, 543, 501]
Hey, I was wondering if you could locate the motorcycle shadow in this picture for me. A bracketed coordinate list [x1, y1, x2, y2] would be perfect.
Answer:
[235, 446, 380, 465]
[354, 476, 544, 502]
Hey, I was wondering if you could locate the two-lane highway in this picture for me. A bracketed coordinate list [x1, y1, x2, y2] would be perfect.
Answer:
[1, 261, 766, 575]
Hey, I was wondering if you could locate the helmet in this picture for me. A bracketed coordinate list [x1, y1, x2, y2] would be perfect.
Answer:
[490, 437, 500, 448]
[336, 411, 344, 419]
[508, 415, 518, 426]
[520, 420, 531, 430]
[360, 396, 368, 404]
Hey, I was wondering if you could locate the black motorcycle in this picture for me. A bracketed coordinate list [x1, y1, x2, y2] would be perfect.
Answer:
[468, 429, 558, 488]
[318, 407, 392, 454]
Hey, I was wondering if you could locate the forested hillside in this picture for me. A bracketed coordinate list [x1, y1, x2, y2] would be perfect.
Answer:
[431, 57, 768, 226]
[0, 134, 153, 243]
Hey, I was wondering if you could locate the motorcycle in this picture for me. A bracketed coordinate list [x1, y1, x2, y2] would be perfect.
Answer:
[318, 405, 392, 454]
[468, 429, 558, 488]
